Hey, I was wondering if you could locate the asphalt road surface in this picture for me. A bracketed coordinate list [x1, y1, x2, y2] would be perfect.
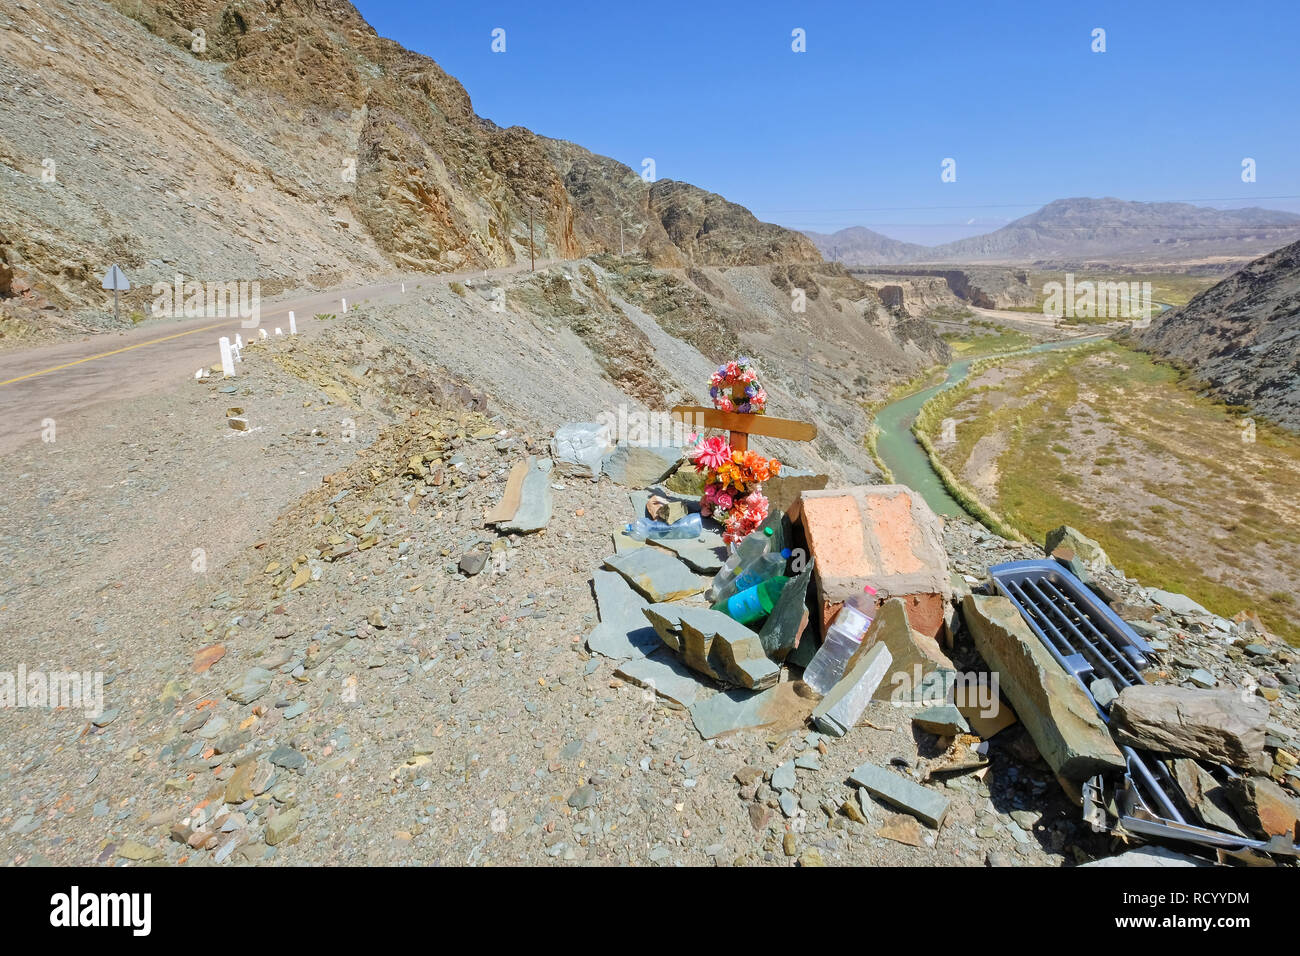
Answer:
[0, 261, 555, 457]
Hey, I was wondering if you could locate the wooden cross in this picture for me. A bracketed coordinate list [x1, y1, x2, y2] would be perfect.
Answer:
[669, 404, 817, 453]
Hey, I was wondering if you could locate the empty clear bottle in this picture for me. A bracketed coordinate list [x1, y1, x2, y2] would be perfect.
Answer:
[705, 526, 774, 601]
[625, 512, 703, 541]
[802, 585, 879, 695]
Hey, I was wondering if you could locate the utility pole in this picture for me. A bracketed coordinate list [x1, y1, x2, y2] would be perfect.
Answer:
[529, 203, 535, 272]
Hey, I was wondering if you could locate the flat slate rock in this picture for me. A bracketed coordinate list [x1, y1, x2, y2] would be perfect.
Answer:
[1081, 846, 1212, 867]
[651, 534, 726, 574]
[849, 761, 950, 828]
[758, 559, 812, 660]
[586, 569, 662, 660]
[1111, 684, 1268, 769]
[642, 604, 778, 690]
[603, 548, 704, 603]
[813, 643, 893, 738]
[689, 682, 817, 740]
[1147, 588, 1210, 618]
[615, 651, 715, 710]
[485, 459, 529, 524]
[496, 457, 553, 533]
[551, 422, 610, 479]
[605, 442, 682, 487]
[913, 704, 970, 737]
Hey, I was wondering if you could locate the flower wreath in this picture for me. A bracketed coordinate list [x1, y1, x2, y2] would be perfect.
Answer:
[709, 358, 767, 415]
[691, 435, 781, 545]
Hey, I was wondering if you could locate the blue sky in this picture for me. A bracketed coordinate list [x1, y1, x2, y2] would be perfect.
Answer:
[354, 0, 1300, 244]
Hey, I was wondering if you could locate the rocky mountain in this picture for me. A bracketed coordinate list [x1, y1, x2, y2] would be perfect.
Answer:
[0, 0, 817, 318]
[1133, 238, 1300, 430]
[807, 198, 1300, 267]
[802, 226, 930, 266]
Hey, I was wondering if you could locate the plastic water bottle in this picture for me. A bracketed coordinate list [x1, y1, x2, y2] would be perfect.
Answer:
[802, 585, 879, 695]
[625, 512, 702, 541]
[711, 576, 790, 625]
[729, 551, 786, 594]
[706, 527, 773, 602]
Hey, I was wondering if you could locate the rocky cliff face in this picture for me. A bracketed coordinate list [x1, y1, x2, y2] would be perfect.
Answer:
[1134, 239, 1300, 430]
[0, 0, 817, 314]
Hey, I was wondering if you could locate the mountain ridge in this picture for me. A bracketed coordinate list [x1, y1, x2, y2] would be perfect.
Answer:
[802, 197, 1300, 266]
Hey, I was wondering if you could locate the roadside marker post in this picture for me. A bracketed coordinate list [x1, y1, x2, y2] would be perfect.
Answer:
[101, 265, 130, 323]
[219, 337, 235, 377]
[341, 297, 348, 312]
[289, 311, 297, 334]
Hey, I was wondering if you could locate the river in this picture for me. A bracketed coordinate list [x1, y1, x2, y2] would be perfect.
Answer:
[873, 335, 1109, 519]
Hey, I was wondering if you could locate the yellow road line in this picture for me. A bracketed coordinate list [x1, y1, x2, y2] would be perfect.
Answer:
[0, 320, 232, 387]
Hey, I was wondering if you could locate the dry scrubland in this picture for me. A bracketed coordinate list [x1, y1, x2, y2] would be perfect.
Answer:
[917, 341, 1300, 644]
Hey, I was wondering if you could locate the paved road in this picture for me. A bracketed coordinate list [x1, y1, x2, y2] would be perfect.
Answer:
[0, 260, 557, 456]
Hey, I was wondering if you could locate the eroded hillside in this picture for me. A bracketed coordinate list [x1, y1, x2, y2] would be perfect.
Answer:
[0, 0, 817, 326]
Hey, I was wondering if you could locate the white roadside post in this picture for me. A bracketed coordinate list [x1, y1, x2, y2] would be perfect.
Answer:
[289, 310, 297, 334]
[231, 335, 243, 362]
[219, 336, 235, 377]
[341, 297, 348, 312]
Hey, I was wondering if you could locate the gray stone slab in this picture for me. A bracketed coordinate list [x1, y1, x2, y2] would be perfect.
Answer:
[651, 605, 779, 690]
[551, 422, 611, 479]
[603, 548, 705, 603]
[759, 559, 812, 660]
[813, 643, 893, 738]
[964, 593, 1125, 781]
[651, 534, 726, 573]
[912, 704, 970, 737]
[615, 652, 715, 709]
[1148, 588, 1210, 617]
[848, 761, 950, 828]
[586, 570, 661, 660]
[605, 442, 682, 487]
[498, 457, 553, 534]
[1081, 846, 1212, 867]
[689, 683, 815, 740]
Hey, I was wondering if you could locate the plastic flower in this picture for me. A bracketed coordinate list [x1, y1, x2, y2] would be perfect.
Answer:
[692, 436, 732, 471]
[715, 490, 734, 511]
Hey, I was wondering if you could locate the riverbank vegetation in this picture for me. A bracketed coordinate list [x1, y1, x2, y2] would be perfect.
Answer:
[914, 340, 1300, 644]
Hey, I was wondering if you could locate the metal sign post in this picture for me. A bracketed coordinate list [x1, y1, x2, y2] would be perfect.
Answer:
[101, 265, 130, 323]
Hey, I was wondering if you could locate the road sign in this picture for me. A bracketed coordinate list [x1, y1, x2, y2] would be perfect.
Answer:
[101, 265, 130, 323]
[101, 265, 130, 291]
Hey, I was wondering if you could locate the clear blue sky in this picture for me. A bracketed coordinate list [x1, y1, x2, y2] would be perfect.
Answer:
[353, 0, 1300, 244]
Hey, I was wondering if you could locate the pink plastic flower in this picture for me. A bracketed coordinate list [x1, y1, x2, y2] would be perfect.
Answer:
[693, 437, 732, 471]
[715, 491, 734, 511]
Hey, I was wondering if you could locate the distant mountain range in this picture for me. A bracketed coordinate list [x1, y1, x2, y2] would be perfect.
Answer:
[803, 198, 1300, 266]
